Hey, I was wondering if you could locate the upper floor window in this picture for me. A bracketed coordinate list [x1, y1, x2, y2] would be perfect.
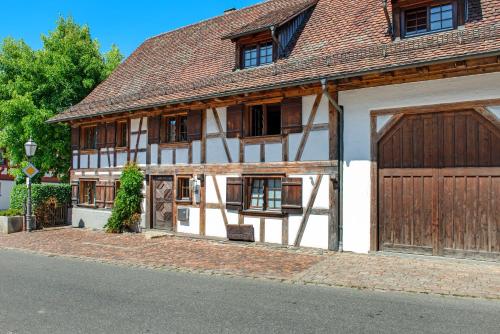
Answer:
[116, 121, 128, 148]
[81, 126, 97, 150]
[402, 2, 457, 38]
[249, 104, 281, 137]
[164, 115, 188, 143]
[242, 42, 274, 69]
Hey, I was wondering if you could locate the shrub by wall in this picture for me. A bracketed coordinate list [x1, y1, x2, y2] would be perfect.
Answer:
[0, 208, 24, 216]
[10, 183, 72, 211]
[105, 163, 143, 233]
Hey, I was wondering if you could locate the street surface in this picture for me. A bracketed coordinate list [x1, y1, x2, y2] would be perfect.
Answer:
[0, 250, 499, 334]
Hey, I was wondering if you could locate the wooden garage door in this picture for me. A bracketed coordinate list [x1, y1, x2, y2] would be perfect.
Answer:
[378, 110, 500, 258]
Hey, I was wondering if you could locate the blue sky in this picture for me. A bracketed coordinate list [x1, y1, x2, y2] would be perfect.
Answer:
[0, 0, 259, 57]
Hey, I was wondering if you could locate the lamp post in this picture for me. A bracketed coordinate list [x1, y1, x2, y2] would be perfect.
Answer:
[24, 138, 37, 232]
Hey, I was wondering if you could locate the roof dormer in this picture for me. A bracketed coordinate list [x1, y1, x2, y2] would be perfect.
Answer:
[223, 0, 318, 70]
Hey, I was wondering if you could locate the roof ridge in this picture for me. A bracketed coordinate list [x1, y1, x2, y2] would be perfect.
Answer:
[143, 0, 275, 43]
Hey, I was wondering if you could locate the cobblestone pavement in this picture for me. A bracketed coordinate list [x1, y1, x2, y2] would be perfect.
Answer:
[0, 228, 499, 300]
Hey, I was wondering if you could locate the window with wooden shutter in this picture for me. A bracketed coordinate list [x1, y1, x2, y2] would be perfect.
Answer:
[226, 104, 244, 138]
[116, 121, 128, 148]
[148, 116, 160, 144]
[71, 127, 80, 151]
[97, 124, 107, 149]
[281, 97, 302, 134]
[106, 122, 116, 147]
[187, 110, 202, 141]
[281, 177, 303, 214]
[226, 177, 243, 210]
[71, 182, 79, 206]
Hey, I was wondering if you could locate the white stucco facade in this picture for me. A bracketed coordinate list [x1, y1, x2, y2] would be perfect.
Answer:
[339, 72, 500, 253]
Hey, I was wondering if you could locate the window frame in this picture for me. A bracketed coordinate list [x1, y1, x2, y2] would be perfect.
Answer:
[176, 176, 192, 202]
[244, 176, 283, 214]
[116, 121, 129, 148]
[241, 40, 275, 69]
[248, 103, 282, 138]
[81, 125, 97, 151]
[163, 114, 189, 144]
[79, 180, 97, 207]
[401, 1, 458, 38]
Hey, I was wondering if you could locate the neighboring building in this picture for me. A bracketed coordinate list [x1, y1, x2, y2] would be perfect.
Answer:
[0, 149, 60, 210]
[49, 0, 500, 258]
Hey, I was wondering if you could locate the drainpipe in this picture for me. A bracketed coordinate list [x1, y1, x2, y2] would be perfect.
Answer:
[321, 79, 343, 252]
[382, 0, 393, 37]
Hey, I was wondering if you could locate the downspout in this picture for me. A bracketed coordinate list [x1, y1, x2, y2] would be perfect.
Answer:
[321, 79, 343, 252]
[382, 0, 393, 37]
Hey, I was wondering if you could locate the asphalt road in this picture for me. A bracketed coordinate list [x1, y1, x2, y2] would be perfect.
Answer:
[0, 250, 499, 334]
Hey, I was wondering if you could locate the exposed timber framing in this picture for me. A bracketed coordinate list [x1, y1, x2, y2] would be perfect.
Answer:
[133, 117, 144, 163]
[295, 93, 322, 161]
[211, 175, 229, 226]
[294, 174, 322, 247]
[211, 108, 233, 163]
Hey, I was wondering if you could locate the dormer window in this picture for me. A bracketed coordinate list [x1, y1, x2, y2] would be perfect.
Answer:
[404, 3, 454, 37]
[243, 41, 274, 69]
[222, 0, 317, 70]
[393, 0, 466, 39]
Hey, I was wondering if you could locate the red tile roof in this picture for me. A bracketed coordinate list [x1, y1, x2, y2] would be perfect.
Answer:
[222, 0, 318, 40]
[50, 0, 500, 122]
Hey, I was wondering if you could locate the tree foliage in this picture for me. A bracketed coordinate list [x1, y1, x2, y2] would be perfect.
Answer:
[0, 17, 123, 183]
[105, 163, 143, 233]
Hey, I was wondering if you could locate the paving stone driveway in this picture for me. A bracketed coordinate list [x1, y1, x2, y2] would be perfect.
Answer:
[0, 228, 499, 300]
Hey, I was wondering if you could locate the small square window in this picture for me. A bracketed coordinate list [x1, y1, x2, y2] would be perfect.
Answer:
[80, 180, 96, 206]
[177, 177, 191, 201]
[117, 122, 128, 148]
[247, 178, 282, 211]
[82, 126, 97, 150]
[404, 2, 456, 37]
[241, 41, 274, 69]
[249, 104, 281, 137]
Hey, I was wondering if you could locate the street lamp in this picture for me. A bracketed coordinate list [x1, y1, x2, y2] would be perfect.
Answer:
[24, 138, 37, 232]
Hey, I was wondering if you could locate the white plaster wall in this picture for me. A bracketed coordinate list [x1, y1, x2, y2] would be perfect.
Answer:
[244, 144, 260, 163]
[116, 152, 127, 167]
[80, 155, 89, 168]
[72, 154, 78, 168]
[302, 94, 329, 125]
[150, 144, 158, 166]
[205, 209, 226, 238]
[301, 130, 329, 161]
[301, 215, 329, 249]
[161, 149, 173, 165]
[89, 154, 98, 169]
[136, 152, 147, 166]
[227, 139, 240, 163]
[206, 138, 229, 163]
[176, 148, 189, 165]
[177, 207, 200, 235]
[244, 217, 261, 242]
[265, 219, 282, 244]
[192, 141, 201, 164]
[339, 72, 500, 254]
[0, 180, 15, 210]
[288, 133, 301, 160]
[265, 143, 282, 162]
[206, 107, 227, 134]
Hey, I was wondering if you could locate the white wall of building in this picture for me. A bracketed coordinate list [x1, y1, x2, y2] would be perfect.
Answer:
[0, 180, 15, 210]
[339, 72, 500, 254]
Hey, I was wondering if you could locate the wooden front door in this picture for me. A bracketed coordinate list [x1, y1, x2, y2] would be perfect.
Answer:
[378, 110, 500, 258]
[152, 176, 174, 231]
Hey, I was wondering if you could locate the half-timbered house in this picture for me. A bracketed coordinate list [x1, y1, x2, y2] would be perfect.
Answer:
[49, 0, 500, 258]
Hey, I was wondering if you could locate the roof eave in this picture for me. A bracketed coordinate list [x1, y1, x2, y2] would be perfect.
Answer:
[48, 50, 500, 124]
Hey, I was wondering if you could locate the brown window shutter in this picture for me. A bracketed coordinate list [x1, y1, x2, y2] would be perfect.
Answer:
[457, 0, 466, 25]
[106, 122, 116, 147]
[226, 104, 244, 138]
[95, 181, 107, 209]
[105, 183, 115, 208]
[160, 116, 167, 143]
[282, 177, 303, 214]
[281, 97, 302, 134]
[148, 116, 161, 144]
[71, 182, 79, 206]
[226, 177, 243, 211]
[71, 127, 80, 150]
[187, 110, 202, 141]
[97, 124, 107, 149]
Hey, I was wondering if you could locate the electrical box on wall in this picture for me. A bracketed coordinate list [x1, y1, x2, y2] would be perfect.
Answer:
[178, 207, 190, 222]
[192, 178, 201, 204]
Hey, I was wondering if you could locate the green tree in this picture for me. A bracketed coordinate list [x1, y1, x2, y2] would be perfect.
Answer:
[0, 17, 123, 183]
